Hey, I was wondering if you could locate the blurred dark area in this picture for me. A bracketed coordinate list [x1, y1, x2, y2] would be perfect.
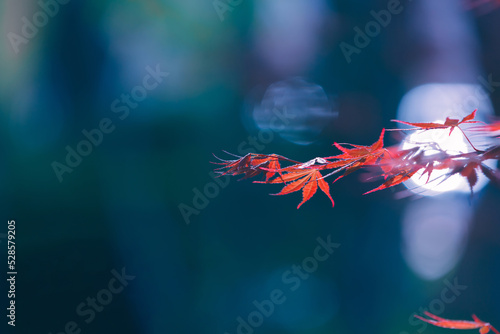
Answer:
[1, 0, 500, 333]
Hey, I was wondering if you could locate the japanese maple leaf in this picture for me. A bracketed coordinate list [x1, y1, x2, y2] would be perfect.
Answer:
[391, 109, 483, 151]
[213, 152, 334, 208]
[415, 311, 500, 334]
[329, 129, 386, 160]
[471, 120, 500, 136]
[363, 164, 420, 194]
[391, 109, 479, 135]
[212, 153, 297, 181]
[456, 161, 480, 194]
[269, 169, 334, 209]
[324, 129, 388, 182]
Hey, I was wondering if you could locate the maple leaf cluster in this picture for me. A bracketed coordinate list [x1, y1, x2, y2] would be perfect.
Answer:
[213, 110, 500, 208]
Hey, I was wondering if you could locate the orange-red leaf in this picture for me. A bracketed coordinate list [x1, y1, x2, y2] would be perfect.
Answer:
[413, 311, 500, 334]
[327, 130, 388, 183]
[297, 174, 318, 209]
[264, 170, 311, 184]
[271, 170, 334, 208]
[272, 175, 311, 196]
[471, 121, 500, 136]
[391, 109, 478, 134]
[317, 174, 334, 207]
[331, 129, 386, 160]
[213, 153, 298, 181]
[364, 166, 419, 194]
[460, 162, 479, 193]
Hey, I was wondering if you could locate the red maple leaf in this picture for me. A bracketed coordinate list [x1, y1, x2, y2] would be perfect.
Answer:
[268, 169, 334, 209]
[390, 110, 482, 151]
[391, 109, 479, 134]
[324, 129, 388, 182]
[415, 311, 500, 334]
[471, 120, 500, 136]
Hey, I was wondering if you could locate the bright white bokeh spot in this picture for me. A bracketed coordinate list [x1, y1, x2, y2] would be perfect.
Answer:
[396, 83, 494, 124]
[397, 83, 496, 196]
[401, 196, 471, 280]
[400, 128, 491, 196]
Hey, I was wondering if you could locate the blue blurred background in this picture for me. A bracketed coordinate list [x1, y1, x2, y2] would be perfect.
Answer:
[1, 0, 500, 333]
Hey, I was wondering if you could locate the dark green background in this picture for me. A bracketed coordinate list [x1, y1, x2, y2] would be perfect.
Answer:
[0, 0, 499, 333]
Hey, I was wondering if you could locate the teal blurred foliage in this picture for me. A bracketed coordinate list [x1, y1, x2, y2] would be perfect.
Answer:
[0, 0, 500, 333]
